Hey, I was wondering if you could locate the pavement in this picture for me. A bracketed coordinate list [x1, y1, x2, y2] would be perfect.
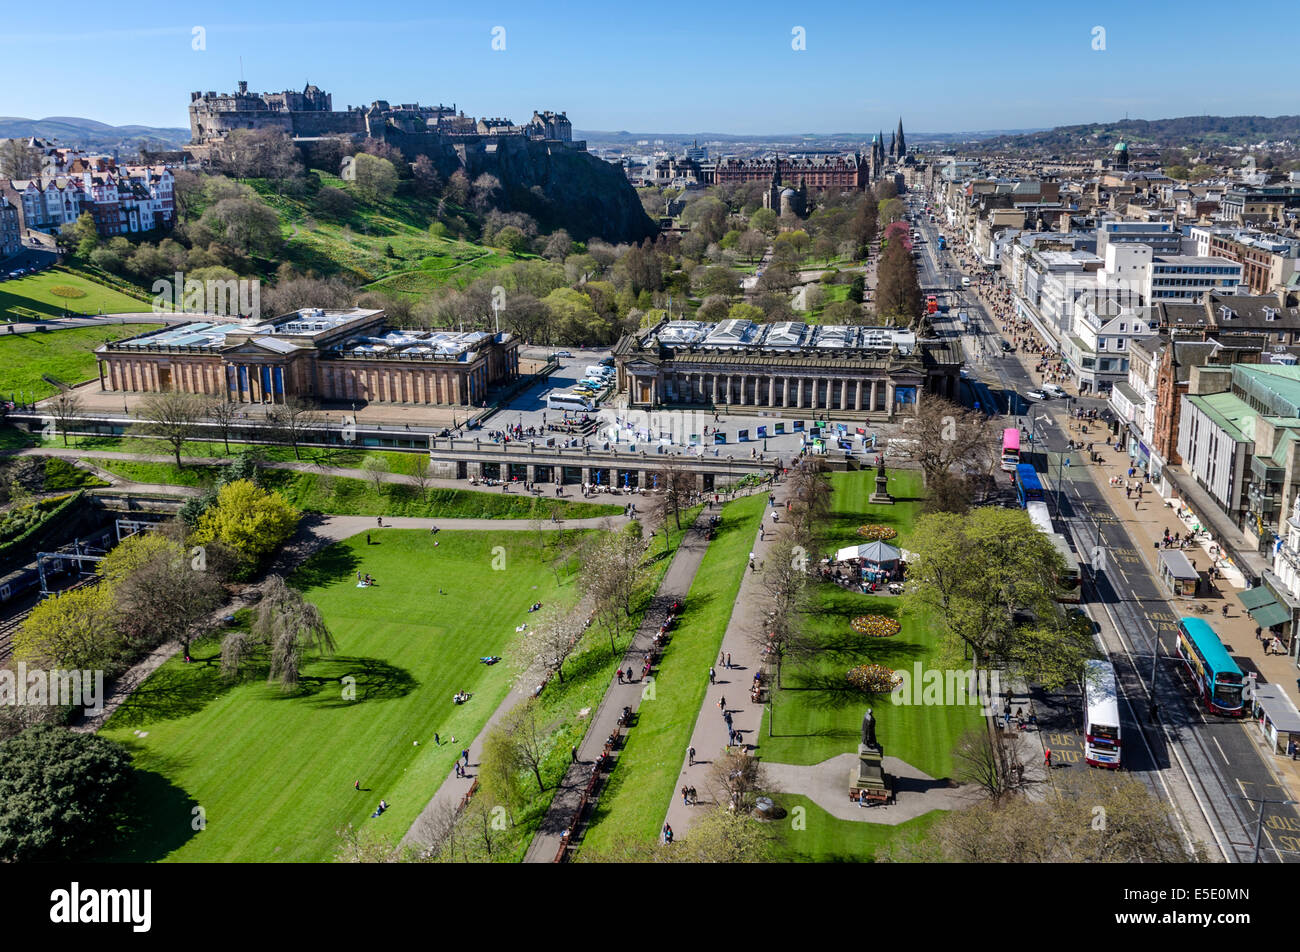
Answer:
[763, 754, 978, 823]
[522, 507, 714, 862]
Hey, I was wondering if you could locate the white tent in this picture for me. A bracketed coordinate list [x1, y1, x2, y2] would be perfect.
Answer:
[835, 541, 902, 564]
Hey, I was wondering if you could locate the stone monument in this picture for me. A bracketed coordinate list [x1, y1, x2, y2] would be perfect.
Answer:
[850, 707, 891, 799]
[869, 457, 894, 505]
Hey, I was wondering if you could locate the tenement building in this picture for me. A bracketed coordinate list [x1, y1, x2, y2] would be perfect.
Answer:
[612, 319, 961, 418]
[95, 308, 518, 406]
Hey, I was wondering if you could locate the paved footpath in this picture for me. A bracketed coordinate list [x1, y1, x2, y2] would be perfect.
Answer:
[521, 507, 713, 862]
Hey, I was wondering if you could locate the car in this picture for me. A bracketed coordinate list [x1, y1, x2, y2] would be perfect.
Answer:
[1025, 389, 1048, 401]
[554, 350, 573, 358]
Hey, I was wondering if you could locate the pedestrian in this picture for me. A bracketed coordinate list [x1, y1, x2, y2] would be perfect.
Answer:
[571, 745, 578, 763]
[366, 532, 371, 545]
[726, 652, 731, 668]
[1044, 748, 1052, 769]
[688, 745, 696, 766]
[354, 779, 360, 791]
[434, 732, 440, 746]
[617, 669, 624, 684]
[682, 785, 689, 806]
[1222, 604, 1230, 618]
[719, 696, 726, 711]
[709, 666, 716, 685]
[1289, 738, 1297, 761]
[462, 748, 470, 766]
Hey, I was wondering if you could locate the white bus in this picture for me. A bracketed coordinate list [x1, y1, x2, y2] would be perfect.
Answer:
[1026, 500, 1053, 535]
[1083, 658, 1122, 768]
[546, 391, 595, 412]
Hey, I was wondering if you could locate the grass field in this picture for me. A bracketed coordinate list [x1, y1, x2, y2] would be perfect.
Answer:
[578, 493, 768, 855]
[768, 794, 941, 862]
[250, 175, 518, 290]
[86, 457, 622, 519]
[0, 323, 163, 401]
[757, 469, 982, 781]
[0, 267, 148, 321]
[99, 527, 587, 862]
[477, 507, 703, 861]
[48, 433, 434, 476]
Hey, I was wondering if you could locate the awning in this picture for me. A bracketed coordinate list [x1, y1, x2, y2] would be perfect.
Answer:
[1250, 602, 1291, 628]
[1237, 586, 1276, 611]
[1253, 683, 1300, 734]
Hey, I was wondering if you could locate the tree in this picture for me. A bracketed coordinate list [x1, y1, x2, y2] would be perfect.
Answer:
[225, 575, 336, 692]
[580, 529, 647, 655]
[13, 584, 121, 672]
[738, 228, 768, 264]
[444, 168, 471, 206]
[707, 748, 768, 814]
[360, 455, 391, 493]
[952, 726, 1025, 803]
[755, 532, 814, 696]
[749, 207, 778, 236]
[266, 396, 320, 460]
[903, 508, 1069, 677]
[316, 186, 356, 218]
[652, 460, 694, 531]
[411, 154, 442, 197]
[410, 453, 432, 501]
[47, 391, 84, 447]
[206, 398, 240, 454]
[109, 532, 227, 658]
[884, 770, 1192, 863]
[888, 395, 996, 488]
[517, 606, 583, 685]
[198, 196, 283, 257]
[874, 238, 921, 323]
[191, 479, 300, 575]
[0, 138, 41, 178]
[71, 211, 99, 257]
[133, 391, 206, 468]
[848, 274, 865, 303]
[0, 726, 133, 862]
[542, 229, 573, 262]
[784, 458, 831, 547]
[352, 153, 399, 202]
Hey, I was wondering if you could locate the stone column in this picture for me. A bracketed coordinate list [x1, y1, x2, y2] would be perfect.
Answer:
[870, 380, 879, 412]
[767, 376, 776, 406]
[526, 464, 536, 483]
[855, 379, 863, 411]
[796, 378, 804, 409]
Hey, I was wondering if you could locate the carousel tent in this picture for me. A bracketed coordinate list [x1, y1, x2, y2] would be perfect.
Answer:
[835, 541, 902, 564]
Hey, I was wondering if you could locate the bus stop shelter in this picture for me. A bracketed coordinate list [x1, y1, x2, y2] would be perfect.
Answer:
[1158, 550, 1200, 597]
[1249, 682, 1300, 755]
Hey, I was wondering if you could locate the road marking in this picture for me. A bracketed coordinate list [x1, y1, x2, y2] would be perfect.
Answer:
[1214, 736, 1232, 766]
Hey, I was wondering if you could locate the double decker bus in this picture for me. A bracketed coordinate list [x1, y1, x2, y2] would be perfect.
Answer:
[1014, 463, 1047, 507]
[1175, 617, 1246, 716]
[1026, 501, 1081, 602]
[1001, 427, 1021, 472]
[926, 294, 939, 315]
[1083, 659, 1122, 767]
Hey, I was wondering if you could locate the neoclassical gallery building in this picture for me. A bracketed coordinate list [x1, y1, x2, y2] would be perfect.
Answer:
[612, 319, 962, 417]
[95, 308, 519, 406]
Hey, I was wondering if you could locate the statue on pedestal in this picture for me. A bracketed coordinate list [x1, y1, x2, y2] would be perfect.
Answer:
[861, 707, 878, 750]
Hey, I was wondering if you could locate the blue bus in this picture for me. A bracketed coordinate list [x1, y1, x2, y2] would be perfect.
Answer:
[1014, 463, 1047, 507]
[938, 235, 947, 251]
[1175, 617, 1246, 716]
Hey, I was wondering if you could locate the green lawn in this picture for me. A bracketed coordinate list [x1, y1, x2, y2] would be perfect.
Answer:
[48, 433, 432, 475]
[757, 469, 981, 781]
[86, 456, 622, 519]
[477, 507, 704, 862]
[99, 528, 586, 862]
[768, 794, 942, 862]
[0, 267, 149, 320]
[578, 493, 768, 855]
[0, 323, 163, 401]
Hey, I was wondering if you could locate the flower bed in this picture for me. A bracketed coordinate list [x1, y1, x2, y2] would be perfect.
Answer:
[856, 524, 898, 540]
[850, 615, 900, 638]
[846, 663, 902, 694]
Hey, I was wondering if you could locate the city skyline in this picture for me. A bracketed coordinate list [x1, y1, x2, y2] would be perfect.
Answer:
[1, 0, 1296, 136]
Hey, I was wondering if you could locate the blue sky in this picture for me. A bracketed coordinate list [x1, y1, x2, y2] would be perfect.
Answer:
[2, 0, 1294, 135]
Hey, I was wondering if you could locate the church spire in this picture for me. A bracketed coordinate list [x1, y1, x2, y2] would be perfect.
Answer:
[896, 117, 905, 157]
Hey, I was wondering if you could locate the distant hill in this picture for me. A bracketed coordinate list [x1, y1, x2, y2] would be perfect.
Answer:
[972, 115, 1300, 153]
[0, 116, 191, 152]
[577, 128, 1044, 151]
